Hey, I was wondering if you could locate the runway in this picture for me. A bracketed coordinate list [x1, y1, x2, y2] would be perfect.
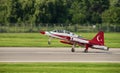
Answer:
[0, 47, 120, 62]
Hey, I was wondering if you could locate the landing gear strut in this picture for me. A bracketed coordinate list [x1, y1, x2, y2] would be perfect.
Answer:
[48, 37, 51, 45]
[48, 41, 51, 45]
[71, 42, 76, 52]
[107, 47, 109, 51]
[84, 44, 89, 53]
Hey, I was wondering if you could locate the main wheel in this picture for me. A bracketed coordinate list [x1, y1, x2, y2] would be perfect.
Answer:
[84, 49, 88, 53]
[71, 48, 75, 52]
[107, 47, 109, 51]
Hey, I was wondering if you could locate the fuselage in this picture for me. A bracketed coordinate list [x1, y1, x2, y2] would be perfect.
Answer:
[40, 30, 109, 51]
[44, 30, 79, 40]
[41, 30, 89, 45]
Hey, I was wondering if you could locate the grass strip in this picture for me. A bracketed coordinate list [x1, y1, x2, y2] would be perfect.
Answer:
[0, 62, 120, 73]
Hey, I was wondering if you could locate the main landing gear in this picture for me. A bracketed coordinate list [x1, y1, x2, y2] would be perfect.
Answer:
[71, 48, 75, 52]
[84, 44, 89, 53]
[71, 43, 76, 52]
[84, 49, 88, 53]
[71, 43, 89, 53]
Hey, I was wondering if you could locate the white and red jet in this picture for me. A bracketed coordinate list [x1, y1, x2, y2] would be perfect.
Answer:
[40, 30, 109, 52]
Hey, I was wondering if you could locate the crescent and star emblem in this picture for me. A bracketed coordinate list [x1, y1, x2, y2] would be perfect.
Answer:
[97, 35, 102, 42]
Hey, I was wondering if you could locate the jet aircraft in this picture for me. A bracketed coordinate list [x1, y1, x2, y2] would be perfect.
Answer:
[40, 30, 109, 52]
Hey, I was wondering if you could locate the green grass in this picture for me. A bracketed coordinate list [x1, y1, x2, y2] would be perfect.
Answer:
[0, 33, 119, 48]
[0, 62, 120, 73]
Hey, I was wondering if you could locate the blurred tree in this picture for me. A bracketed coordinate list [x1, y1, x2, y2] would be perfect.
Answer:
[9, 0, 22, 24]
[70, 0, 109, 24]
[36, 0, 69, 24]
[102, 7, 120, 24]
[115, 0, 120, 7]
[102, 0, 120, 24]
[110, 0, 120, 7]
[69, 0, 88, 24]
[0, 0, 12, 24]
[0, 0, 119, 26]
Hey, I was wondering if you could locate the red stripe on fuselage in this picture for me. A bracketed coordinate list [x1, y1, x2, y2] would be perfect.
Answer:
[52, 34, 70, 40]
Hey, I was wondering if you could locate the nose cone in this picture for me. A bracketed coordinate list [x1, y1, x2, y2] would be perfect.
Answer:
[40, 31, 45, 34]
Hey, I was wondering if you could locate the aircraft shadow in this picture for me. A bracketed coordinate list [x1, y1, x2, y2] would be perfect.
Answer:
[76, 51, 110, 54]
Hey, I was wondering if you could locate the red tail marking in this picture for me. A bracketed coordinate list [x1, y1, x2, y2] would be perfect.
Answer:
[89, 31, 104, 45]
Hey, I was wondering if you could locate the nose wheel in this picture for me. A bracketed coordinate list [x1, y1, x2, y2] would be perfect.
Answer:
[48, 37, 51, 45]
[48, 41, 51, 45]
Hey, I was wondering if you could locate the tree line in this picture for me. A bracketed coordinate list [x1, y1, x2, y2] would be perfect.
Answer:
[0, 0, 120, 26]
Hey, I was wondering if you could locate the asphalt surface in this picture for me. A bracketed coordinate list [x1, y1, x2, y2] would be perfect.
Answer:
[0, 47, 120, 62]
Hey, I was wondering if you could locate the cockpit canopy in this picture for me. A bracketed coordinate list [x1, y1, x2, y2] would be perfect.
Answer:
[52, 30, 82, 38]
[52, 30, 74, 35]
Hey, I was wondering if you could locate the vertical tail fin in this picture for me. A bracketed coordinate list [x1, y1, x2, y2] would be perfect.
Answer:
[90, 31, 104, 45]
